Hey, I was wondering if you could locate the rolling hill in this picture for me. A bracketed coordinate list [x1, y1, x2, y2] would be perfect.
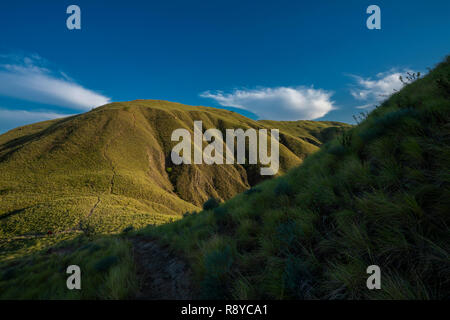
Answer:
[0, 101, 349, 239]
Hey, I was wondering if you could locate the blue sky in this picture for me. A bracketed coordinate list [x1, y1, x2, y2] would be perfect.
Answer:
[0, 0, 449, 133]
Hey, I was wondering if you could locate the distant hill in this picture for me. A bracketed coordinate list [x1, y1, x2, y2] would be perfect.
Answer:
[259, 119, 350, 147]
[0, 100, 349, 237]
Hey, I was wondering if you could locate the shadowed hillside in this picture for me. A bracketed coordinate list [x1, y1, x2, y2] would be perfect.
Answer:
[143, 57, 450, 299]
[0, 101, 348, 238]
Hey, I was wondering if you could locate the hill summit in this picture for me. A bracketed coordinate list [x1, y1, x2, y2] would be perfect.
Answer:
[0, 100, 349, 236]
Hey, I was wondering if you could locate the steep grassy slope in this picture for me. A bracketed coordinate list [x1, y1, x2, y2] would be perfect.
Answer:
[144, 57, 450, 299]
[0, 101, 347, 240]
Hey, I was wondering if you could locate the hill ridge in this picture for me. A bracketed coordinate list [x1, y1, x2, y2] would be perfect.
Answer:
[0, 100, 349, 238]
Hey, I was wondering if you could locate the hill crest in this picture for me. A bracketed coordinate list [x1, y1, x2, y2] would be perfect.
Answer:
[0, 100, 349, 237]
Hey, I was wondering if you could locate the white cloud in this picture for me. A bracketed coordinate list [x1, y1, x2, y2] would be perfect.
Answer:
[0, 54, 110, 110]
[200, 86, 335, 120]
[0, 108, 70, 134]
[349, 69, 417, 109]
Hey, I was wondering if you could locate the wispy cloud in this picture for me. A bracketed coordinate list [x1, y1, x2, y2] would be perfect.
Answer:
[0, 108, 69, 133]
[0, 54, 110, 110]
[200, 86, 335, 120]
[349, 69, 417, 109]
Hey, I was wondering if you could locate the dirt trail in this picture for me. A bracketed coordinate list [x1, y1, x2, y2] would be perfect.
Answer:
[130, 236, 194, 300]
[86, 196, 101, 220]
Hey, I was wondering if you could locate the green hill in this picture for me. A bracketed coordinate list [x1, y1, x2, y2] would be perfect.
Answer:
[142, 57, 450, 299]
[259, 120, 350, 147]
[0, 101, 347, 242]
[0, 100, 349, 299]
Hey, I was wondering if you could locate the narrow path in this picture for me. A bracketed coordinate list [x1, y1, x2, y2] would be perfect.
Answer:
[82, 122, 123, 225]
[130, 236, 194, 299]
[86, 196, 101, 220]
[102, 137, 117, 195]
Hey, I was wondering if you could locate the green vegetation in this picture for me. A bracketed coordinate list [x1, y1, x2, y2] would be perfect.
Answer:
[0, 235, 137, 299]
[259, 119, 351, 147]
[0, 100, 345, 242]
[203, 198, 220, 211]
[2, 56, 447, 300]
[142, 56, 450, 299]
[0, 98, 346, 299]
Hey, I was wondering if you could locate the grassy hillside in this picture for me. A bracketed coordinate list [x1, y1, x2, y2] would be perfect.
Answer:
[142, 57, 450, 299]
[0, 100, 349, 299]
[0, 234, 138, 299]
[0, 101, 346, 255]
[3, 56, 447, 299]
